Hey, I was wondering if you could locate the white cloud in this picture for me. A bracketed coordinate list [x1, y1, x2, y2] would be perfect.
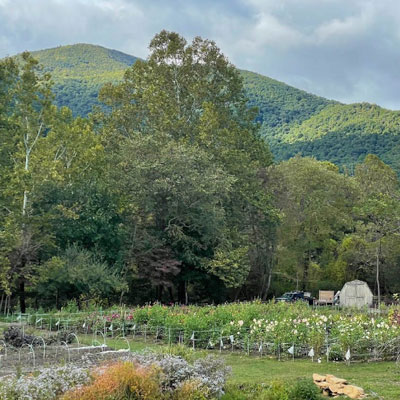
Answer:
[314, 3, 374, 44]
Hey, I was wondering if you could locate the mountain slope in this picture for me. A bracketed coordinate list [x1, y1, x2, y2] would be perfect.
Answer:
[271, 103, 400, 172]
[10, 43, 400, 173]
[30, 44, 138, 116]
[241, 70, 334, 130]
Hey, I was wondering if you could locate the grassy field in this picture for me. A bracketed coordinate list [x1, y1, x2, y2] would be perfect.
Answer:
[74, 334, 400, 399]
[225, 354, 399, 399]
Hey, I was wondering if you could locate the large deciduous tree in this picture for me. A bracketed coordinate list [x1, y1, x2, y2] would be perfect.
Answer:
[98, 31, 276, 301]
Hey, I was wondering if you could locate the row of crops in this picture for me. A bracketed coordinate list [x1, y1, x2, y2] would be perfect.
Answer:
[2, 301, 400, 361]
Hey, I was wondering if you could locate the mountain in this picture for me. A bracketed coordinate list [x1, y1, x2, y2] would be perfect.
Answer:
[30, 44, 138, 116]
[241, 70, 334, 130]
[271, 103, 400, 172]
[11, 44, 400, 173]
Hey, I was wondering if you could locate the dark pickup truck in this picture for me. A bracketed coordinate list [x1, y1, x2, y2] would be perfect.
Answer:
[275, 291, 314, 305]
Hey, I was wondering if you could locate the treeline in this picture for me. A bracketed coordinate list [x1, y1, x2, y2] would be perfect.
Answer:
[1, 31, 399, 312]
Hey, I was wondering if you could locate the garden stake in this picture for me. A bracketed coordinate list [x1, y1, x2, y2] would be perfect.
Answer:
[191, 332, 195, 350]
[345, 348, 351, 366]
[308, 347, 314, 362]
[288, 343, 295, 362]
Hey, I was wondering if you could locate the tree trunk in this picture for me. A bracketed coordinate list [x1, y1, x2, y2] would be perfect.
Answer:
[0, 293, 4, 314]
[19, 280, 26, 313]
[376, 240, 381, 308]
[234, 286, 241, 301]
[184, 281, 188, 305]
[7, 295, 11, 315]
[168, 287, 174, 303]
[5, 295, 11, 315]
[119, 290, 125, 307]
[56, 288, 60, 310]
[263, 266, 273, 301]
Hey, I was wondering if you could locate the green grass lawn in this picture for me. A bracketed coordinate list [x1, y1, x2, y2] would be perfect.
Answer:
[225, 353, 400, 399]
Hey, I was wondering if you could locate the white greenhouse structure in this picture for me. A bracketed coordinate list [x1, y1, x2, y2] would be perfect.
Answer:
[339, 280, 373, 308]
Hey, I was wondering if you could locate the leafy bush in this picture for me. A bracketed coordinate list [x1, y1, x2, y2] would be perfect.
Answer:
[289, 379, 321, 400]
[125, 352, 230, 397]
[173, 380, 210, 400]
[259, 381, 289, 400]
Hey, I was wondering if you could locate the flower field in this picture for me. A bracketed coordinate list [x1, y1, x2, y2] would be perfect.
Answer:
[6, 302, 400, 361]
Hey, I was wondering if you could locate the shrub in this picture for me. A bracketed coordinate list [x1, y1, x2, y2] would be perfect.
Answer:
[258, 381, 289, 400]
[124, 352, 230, 396]
[173, 380, 211, 400]
[193, 356, 230, 397]
[0, 365, 90, 400]
[289, 379, 321, 400]
[61, 362, 162, 400]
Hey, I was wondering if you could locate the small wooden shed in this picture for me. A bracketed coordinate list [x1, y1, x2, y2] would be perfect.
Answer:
[339, 280, 373, 308]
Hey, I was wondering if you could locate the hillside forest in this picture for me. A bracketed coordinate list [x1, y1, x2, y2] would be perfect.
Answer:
[1, 31, 400, 312]
[29, 43, 400, 176]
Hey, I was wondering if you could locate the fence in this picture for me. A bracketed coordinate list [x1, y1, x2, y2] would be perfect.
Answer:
[2, 311, 400, 364]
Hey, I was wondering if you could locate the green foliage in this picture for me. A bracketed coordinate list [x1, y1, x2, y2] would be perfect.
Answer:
[207, 246, 250, 288]
[270, 157, 357, 290]
[36, 246, 126, 308]
[28, 44, 138, 116]
[97, 30, 276, 302]
[289, 379, 321, 400]
[271, 103, 400, 174]
[241, 70, 332, 129]
[222, 382, 289, 400]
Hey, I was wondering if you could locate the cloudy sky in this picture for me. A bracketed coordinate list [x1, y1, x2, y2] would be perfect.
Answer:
[1, 0, 400, 109]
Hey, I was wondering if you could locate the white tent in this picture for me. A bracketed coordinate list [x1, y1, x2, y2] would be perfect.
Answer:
[339, 280, 373, 308]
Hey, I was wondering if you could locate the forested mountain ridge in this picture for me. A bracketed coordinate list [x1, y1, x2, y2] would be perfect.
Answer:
[9, 43, 400, 173]
[272, 103, 400, 172]
[28, 44, 138, 116]
[241, 70, 334, 130]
